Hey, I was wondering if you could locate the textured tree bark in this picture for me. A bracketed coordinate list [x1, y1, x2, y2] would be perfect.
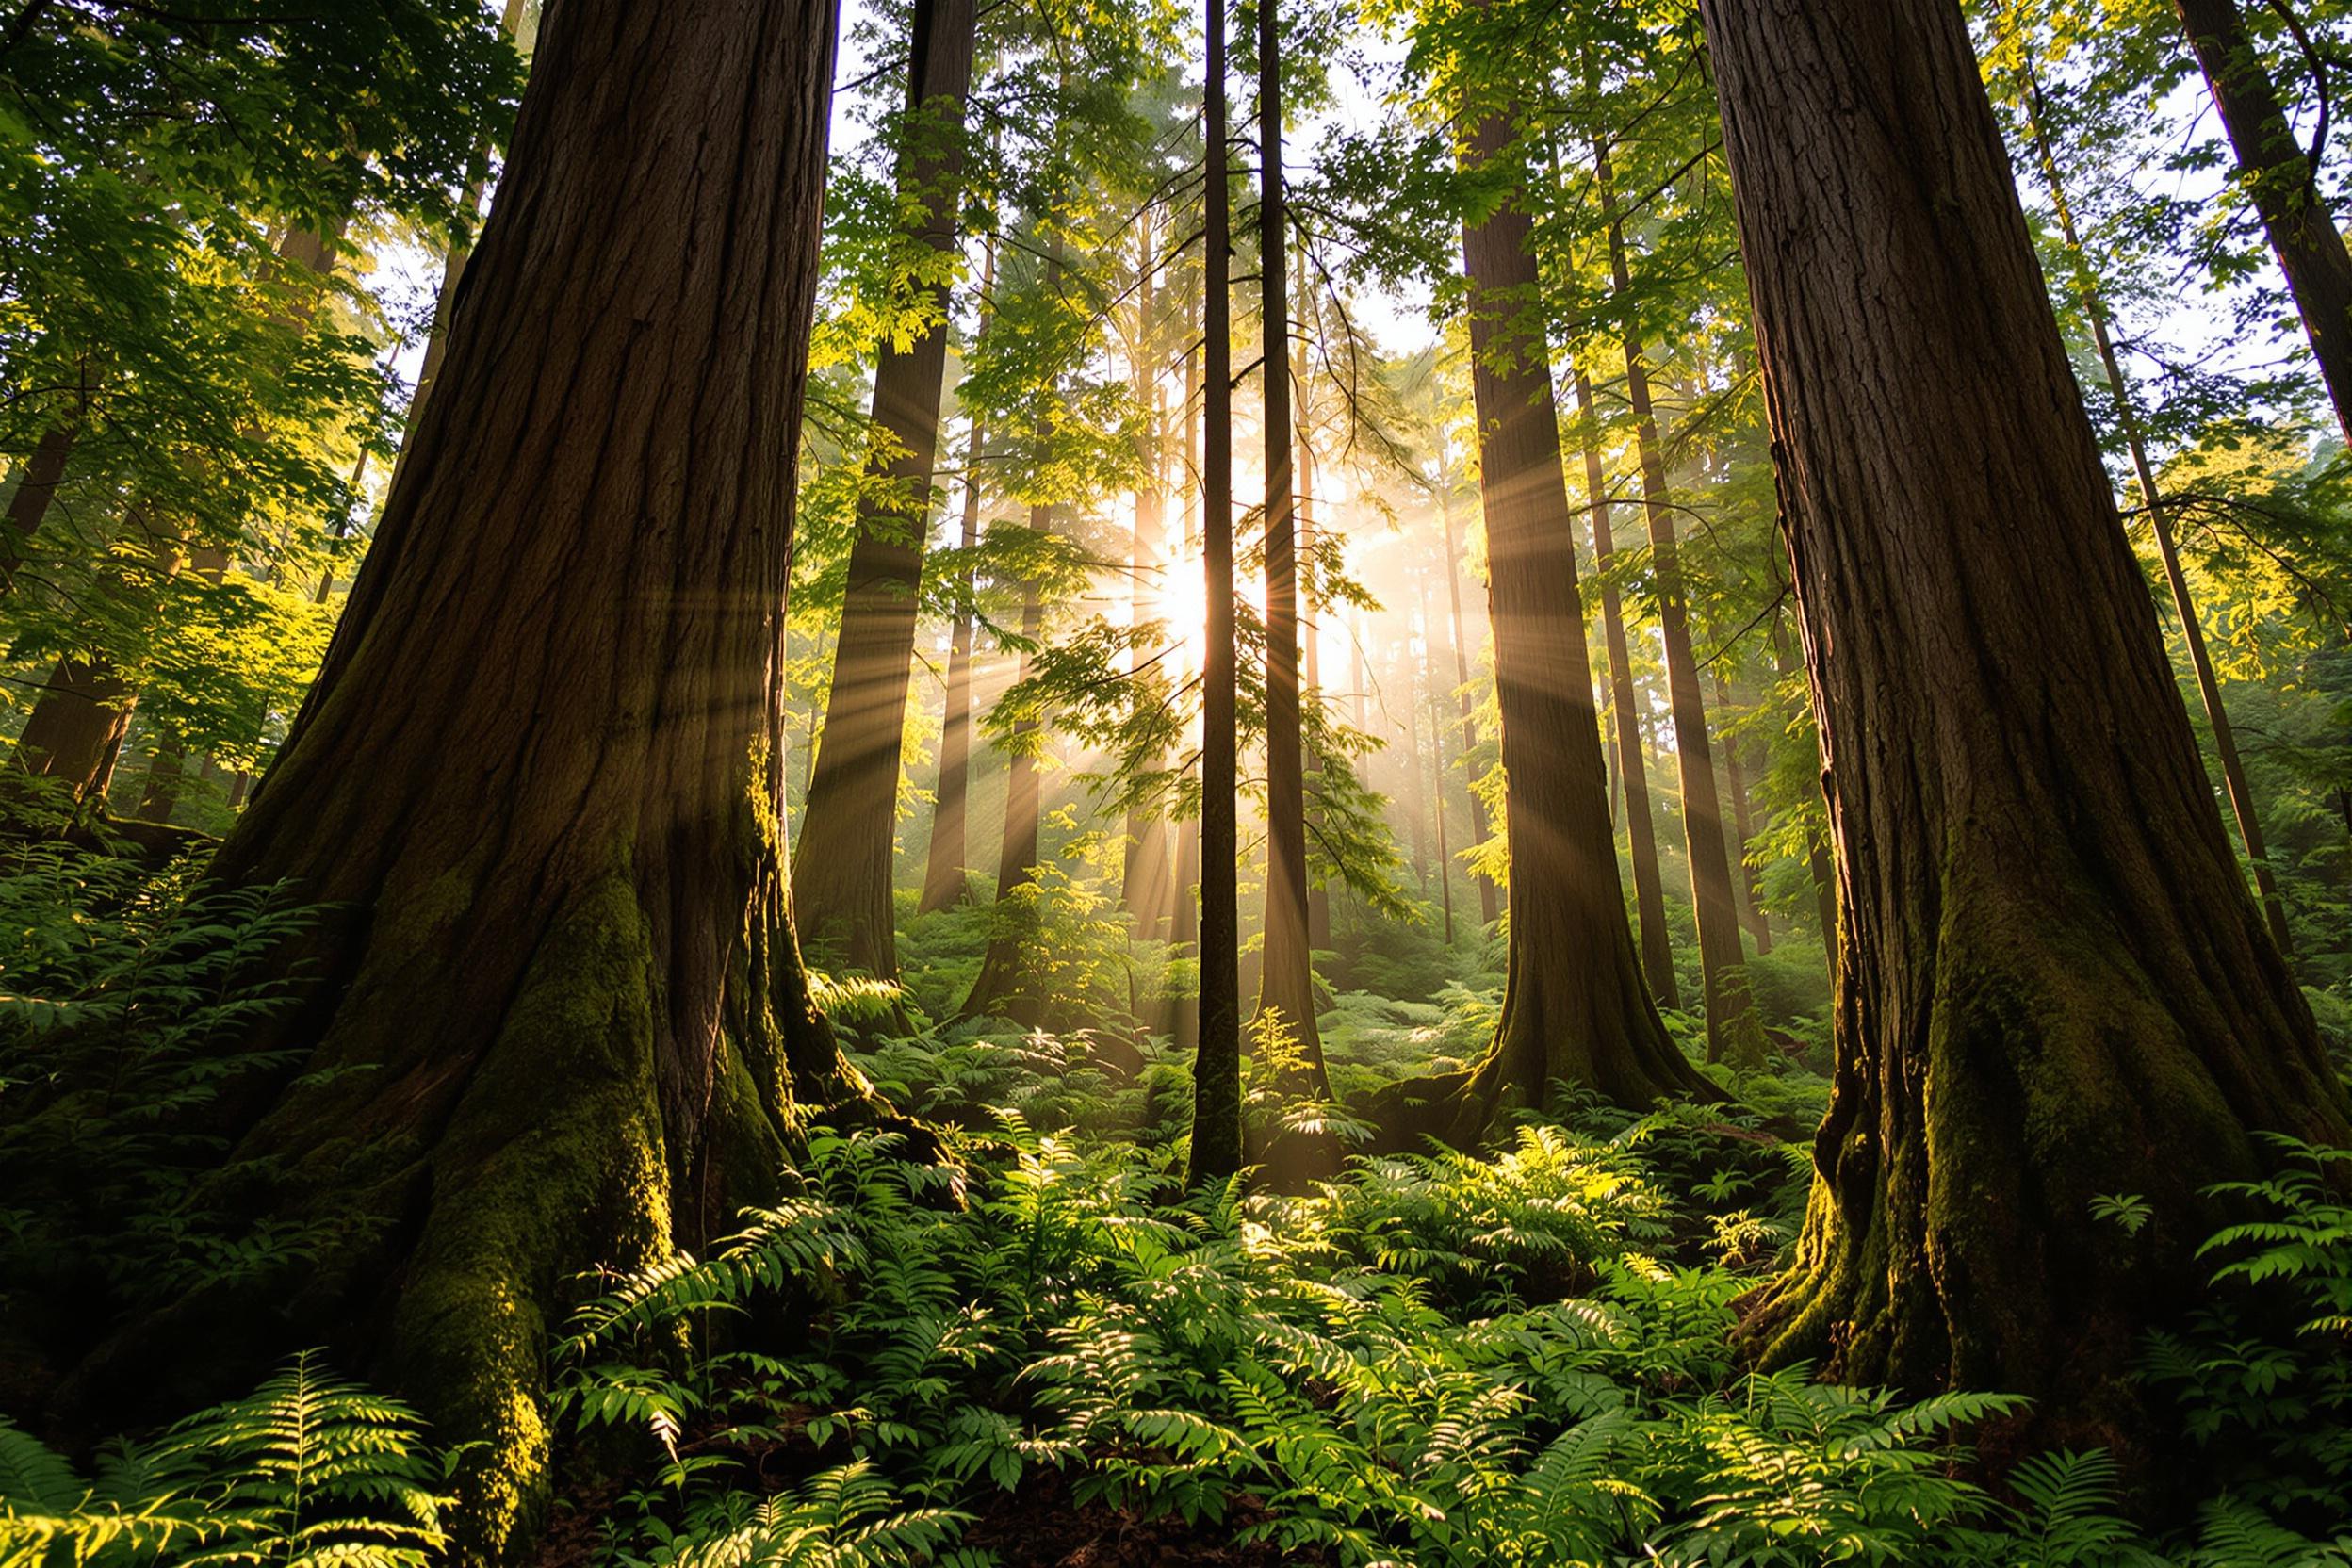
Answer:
[52, 3, 854, 1556]
[1189, 0, 1244, 1184]
[1572, 368, 1677, 1007]
[791, 0, 979, 981]
[1372, 95, 1715, 1149]
[919, 240, 997, 917]
[1597, 147, 1767, 1070]
[2173, 0, 2352, 444]
[1250, 0, 1327, 1086]
[957, 565, 1047, 1026]
[1701, 0, 2350, 1441]
[1438, 482, 1500, 927]
[2017, 57, 2295, 961]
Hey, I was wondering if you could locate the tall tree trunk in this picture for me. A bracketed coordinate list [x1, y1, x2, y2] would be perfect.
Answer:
[50, 4, 857, 1553]
[1716, 667, 1772, 956]
[14, 655, 132, 802]
[2172, 0, 2352, 444]
[1573, 368, 1677, 1006]
[791, 0, 979, 981]
[1124, 220, 1175, 941]
[1438, 479, 1500, 927]
[957, 557, 1047, 1025]
[1375, 85, 1714, 1148]
[1418, 566, 1456, 945]
[2017, 55, 2296, 960]
[1189, 0, 1243, 1184]
[0, 419, 78, 593]
[1598, 144, 1767, 1069]
[1251, 0, 1326, 1084]
[1299, 439, 1332, 951]
[1700, 0, 2350, 1436]
[919, 237, 997, 916]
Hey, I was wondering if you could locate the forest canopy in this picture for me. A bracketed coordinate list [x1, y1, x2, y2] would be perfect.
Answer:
[3, 0, 2351, 1563]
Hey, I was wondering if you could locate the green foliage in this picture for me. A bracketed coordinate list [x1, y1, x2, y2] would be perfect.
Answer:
[0, 1351, 449, 1568]
[0, 832, 329, 1328]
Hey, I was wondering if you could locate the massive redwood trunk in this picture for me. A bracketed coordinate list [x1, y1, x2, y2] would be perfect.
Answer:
[1374, 97, 1714, 1149]
[53, 2, 853, 1555]
[791, 0, 979, 981]
[2172, 0, 2352, 444]
[1701, 0, 2350, 1438]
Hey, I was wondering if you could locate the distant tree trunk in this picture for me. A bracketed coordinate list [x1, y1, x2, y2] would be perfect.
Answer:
[2172, 0, 2352, 443]
[1573, 368, 1677, 1006]
[135, 746, 183, 822]
[1299, 439, 1332, 951]
[396, 0, 532, 470]
[1598, 144, 1766, 1070]
[791, 0, 979, 981]
[957, 559, 1048, 1026]
[1715, 668, 1772, 956]
[50, 4, 856, 1553]
[1251, 0, 1327, 1086]
[0, 420, 78, 593]
[1189, 0, 1243, 1185]
[1702, 0, 2351, 1437]
[919, 238, 998, 916]
[14, 655, 133, 802]
[1374, 87, 1714, 1148]
[1418, 566, 1456, 945]
[1124, 220, 1174, 941]
[1438, 481, 1500, 927]
[2017, 56, 2296, 960]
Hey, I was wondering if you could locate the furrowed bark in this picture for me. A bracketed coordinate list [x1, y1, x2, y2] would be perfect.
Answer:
[1701, 0, 2351, 1446]
[51, 4, 855, 1556]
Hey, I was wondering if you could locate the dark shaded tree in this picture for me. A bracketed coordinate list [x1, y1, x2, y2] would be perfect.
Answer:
[51, 2, 857, 1552]
[1701, 0, 2352, 1438]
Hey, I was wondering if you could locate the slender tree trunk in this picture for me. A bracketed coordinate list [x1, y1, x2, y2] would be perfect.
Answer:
[53, 2, 857, 1554]
[1124, 219, 1174, 941]
[1375, 81, 1714, 1148]
[2017, 57, 2296, 960]
[1573, 368, 1677, 1006]
[1417, 566, 1456, 945]
[791, 0, 979, 981]
[14, 655, 133, 802]
[1189, 0, 1243, 1184]
[1716, 668, 1772, 956]
[1438, 479, 1500, 927]
[919, 237, 998, 916]
[1598, 143, 1766, 1069]
[1299, 440, 1332, 951]
[2173, 0, 2352, 444]
[958, 568, 1048, 1025]
[1251, 0, 1326, 1084]
[1701, 0, 2350, 1438]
